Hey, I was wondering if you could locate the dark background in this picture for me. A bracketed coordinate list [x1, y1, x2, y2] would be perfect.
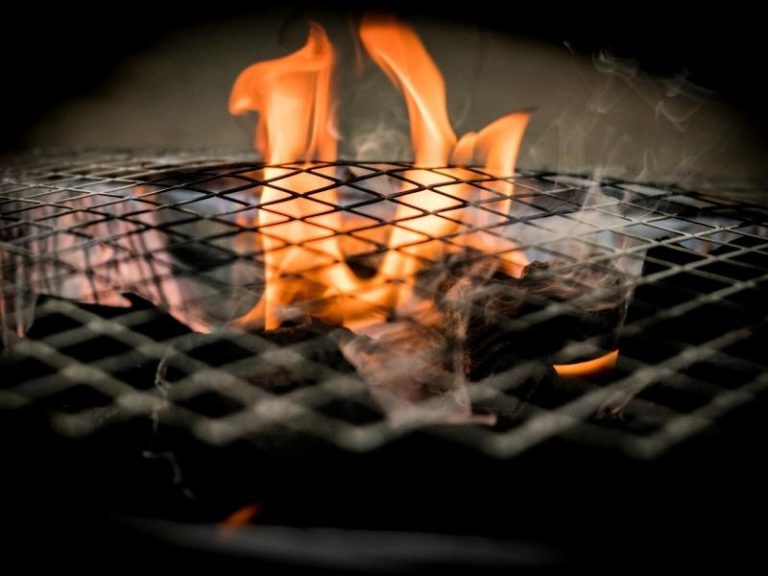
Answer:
[1, 1, 766, 153]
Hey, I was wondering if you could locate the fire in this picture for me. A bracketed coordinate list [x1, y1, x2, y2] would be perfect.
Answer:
[229, 22, 335, 163]
[358, 16, 456, 166]
[553, 349, 620, 378]
[230, 16, 530, 331]
[229, 23, 339, 329]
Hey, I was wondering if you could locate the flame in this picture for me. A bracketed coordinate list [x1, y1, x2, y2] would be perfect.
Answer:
[358, 15, 457, 166]
[553, 349, 619, 378]
[221, 503, 261, 532]
[230, 17, 530, 330]
[230, 23, 341, 329]
[360, 16, 530, 279]
[229, 22, 335, 163]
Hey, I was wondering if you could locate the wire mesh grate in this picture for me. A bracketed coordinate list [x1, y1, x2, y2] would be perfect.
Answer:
[2, 152, 767, 458]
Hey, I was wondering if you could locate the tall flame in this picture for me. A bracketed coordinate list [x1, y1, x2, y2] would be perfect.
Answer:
[358, 15, 456, 166]
[229, 22, 336, 163]
[229, 17, 531, 330]
[230, 23, 340, 329]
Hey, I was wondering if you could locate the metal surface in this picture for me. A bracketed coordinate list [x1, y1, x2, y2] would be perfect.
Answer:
[2, 152, 766, 458]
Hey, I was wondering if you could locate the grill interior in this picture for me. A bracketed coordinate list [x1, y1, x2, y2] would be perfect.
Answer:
[2, 153, 767, 568]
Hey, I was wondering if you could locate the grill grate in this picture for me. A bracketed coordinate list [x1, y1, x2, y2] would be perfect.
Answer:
[2, 153, 767, 458]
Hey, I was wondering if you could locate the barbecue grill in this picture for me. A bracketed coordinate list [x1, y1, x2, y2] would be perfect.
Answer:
[3, 152, 765, 455]
[2, 155, 767, 568]
[3, 0, 768, 568]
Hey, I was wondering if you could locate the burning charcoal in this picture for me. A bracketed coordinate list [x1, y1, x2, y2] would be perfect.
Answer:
[339, 321, 476, 426]
[419, 253, 628, 382]
[519, 261, 629, 363]
[335, 250, 630, 425]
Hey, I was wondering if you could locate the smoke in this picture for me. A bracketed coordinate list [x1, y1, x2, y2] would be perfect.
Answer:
[339, 320, 476, 426]
[347, 118, 411, 161]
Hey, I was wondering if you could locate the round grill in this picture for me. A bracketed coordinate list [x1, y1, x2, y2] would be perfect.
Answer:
[1, 152, 766, 458]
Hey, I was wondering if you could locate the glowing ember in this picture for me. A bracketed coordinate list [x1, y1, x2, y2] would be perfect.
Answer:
[553, 349, 620, 378]
[221, 503, 262, 532]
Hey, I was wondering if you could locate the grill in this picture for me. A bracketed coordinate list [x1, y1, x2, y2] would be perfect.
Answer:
[3, 152, 767, 455]
[2, 152, 767, 568]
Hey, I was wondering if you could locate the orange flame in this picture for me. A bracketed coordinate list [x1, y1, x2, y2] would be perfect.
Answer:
[359, 15, 456, 166]
[553, 349, 619, 378]
[230, 17, 531, 330]
[229, 22, 336, 163]
[220, 503, 262, 533]
[360, 16, 530, 278]
[230, 23, 340, 329]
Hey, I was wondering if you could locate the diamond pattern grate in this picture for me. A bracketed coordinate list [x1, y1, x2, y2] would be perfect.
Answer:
[2, 152, 766, 458]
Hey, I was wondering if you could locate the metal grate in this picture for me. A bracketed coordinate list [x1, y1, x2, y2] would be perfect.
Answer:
[2, 152, 767, 458]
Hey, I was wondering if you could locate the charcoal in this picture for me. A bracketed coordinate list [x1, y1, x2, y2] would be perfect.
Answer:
[417, 254, 628, 382]
[187, 318, 357, 393]
[339, 320, 475, 425]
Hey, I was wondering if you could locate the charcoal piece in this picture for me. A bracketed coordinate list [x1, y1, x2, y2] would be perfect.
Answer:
[419, 254, 628, 382]
[335, 252, 630, 424]
[339, 320, 474, 425]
